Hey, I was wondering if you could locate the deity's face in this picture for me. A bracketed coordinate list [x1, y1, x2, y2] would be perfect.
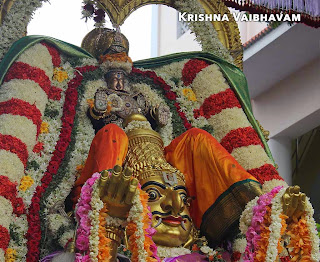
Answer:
[140, 174, 192, 247]
[105, 70, 126, 91]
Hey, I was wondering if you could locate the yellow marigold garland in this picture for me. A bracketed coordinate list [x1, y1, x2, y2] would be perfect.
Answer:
[40, 121, 49, 134]
[19, 175, 34, 192]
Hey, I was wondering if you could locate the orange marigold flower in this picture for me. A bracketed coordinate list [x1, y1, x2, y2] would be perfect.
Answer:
[99, 52, 133, 64]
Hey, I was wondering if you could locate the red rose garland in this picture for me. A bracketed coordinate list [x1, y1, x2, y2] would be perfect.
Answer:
[0, 175, 25, 215]
[231, 251, 241, 262]
[0, 225, 10, 251]
[248, 163, 283, 184]
[41, 42, 61, 67]
[4, 62, 62, 101]
[0, 134, 28, 168]
[26, 65, 97, 262]
[33, 142, 44, 154]
[220, 127, 264, 154]
[194, 89, 242, 119]
[131, 68, 192, 130]
[0, 98, 42, 136]
[182, 59, 209, 86]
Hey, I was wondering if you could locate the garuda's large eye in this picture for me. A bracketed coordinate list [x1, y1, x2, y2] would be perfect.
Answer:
[179, 193, 187, 204]
[146, 189, 161, 202]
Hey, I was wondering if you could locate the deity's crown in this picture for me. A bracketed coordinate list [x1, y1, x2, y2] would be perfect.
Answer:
[81, 27, 132, 73]
[124, 114, 186, 184]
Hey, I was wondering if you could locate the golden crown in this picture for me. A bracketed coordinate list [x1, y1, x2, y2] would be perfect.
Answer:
[124, 114, 186, 184]
[81, 27, 129, 59]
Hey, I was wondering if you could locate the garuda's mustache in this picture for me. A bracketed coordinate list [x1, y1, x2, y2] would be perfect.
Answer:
[151, 211, 191, 230]
[151, 211, 191, 221]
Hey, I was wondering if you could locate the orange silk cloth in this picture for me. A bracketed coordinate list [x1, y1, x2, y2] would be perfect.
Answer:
[72, 124, 128, 204]
[164, 128, 259, 229]
[72, 125, 260, 237]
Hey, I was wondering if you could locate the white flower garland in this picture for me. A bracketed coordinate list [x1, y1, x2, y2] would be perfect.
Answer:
[100, 60, 132, 74]
[231, 144, 273, 171]
[105, 216, 128, 228]
[0, 114, 37, 152]
[58, 230, 75, 248]
[156, 246, 191, 259]
[0, 196, 13, 230]
[265, 187, 286, 262]
[66, 78, 100, 192]
[124, 120, 152, 133]
[262, 179, 288, 194]
[0, 79, 48, 113]
[232, 236, 247, 253]
[0, 150, 24, 183]
[208, 107, 251, 142]
[47, 214, 72, 235]
[17, 43, 54, 77]
[7, 215, 28, 261]
[174, 0, 233, 63]
[305, 197, 320, 261]
[131, 82, 174, 146]
[239, 196, 259, 235]
[127, 190, 148, 262]
[152, 60, 188, 83]
[0, 0, 44, 62]
[191, 63, 230, 104]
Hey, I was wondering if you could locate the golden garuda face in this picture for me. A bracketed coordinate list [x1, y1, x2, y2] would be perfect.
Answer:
[140, 173, 192, 247]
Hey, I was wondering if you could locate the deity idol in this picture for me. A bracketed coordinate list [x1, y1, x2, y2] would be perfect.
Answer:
[0, 8, 319, 261]
[66, 112, 312, 262]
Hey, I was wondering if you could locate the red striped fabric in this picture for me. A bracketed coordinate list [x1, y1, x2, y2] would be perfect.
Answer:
[194, 88, 241, 119]
[41, 42, 61, 67]
[220, 127, 264, 153]
[248, 163, 283, 184]
[0, 225, 10, 250]
[0, 134, 28, 168]
[0, 98, 42, 136]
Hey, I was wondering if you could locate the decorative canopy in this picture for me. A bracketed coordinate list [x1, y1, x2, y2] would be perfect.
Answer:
[222, 0, 320, 28]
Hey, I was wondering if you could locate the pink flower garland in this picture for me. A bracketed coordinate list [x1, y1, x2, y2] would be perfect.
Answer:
[243, 186, 283, 261]
[75, 172, 101, 259]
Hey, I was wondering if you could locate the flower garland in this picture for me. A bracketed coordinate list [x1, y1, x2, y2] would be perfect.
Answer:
[75, 173, 100, 260]
[0, 0, 44, 62]
[173, 0, 233, 63]
[80, 0, 233, 63]
[240, 186, 320, 262]
[131, 82, 173, 146]
[0, 42, 64, 262]
[25, 64, 96, 262]
[75, 172, 159, 262]
[265, 187, 287, 262]
[243, 186, 283, 261]
[131, 68, 191, 136]
[126, 186, 159, 262]
[157, 246, 191, 259]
